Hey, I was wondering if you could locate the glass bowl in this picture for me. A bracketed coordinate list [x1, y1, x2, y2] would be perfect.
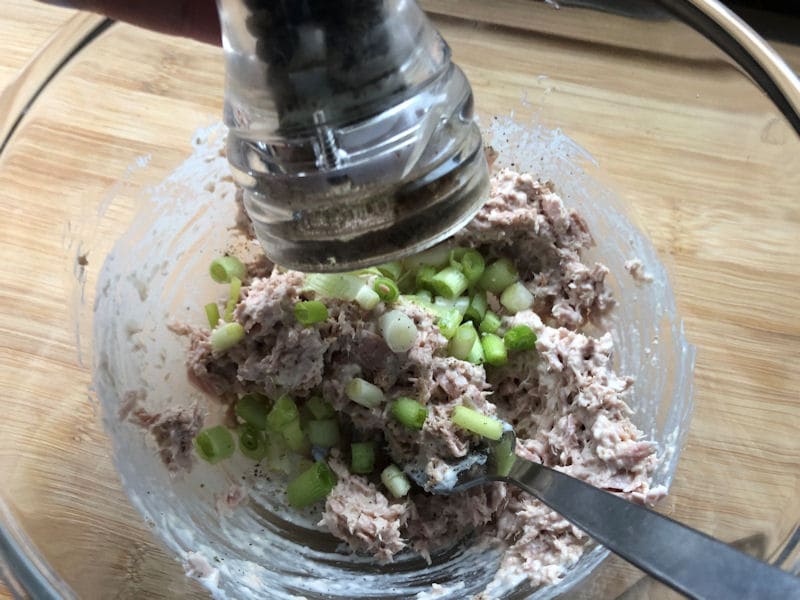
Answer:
[1, 1, 798, 598]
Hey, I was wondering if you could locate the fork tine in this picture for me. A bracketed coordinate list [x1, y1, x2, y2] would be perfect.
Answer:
[404, 427, 518, 494]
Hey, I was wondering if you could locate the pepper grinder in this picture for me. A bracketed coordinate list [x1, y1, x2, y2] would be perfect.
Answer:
[218, 0, 489, 272]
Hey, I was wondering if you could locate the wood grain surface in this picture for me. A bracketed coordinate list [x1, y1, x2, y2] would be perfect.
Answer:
[0, 1, 798, 599]
[0, 2, 75, 91]
[0, 9, 77, 600]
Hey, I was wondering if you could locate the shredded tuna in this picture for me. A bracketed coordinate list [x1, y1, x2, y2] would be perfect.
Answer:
[625, 258, 654, 284]
[407, 483, 509, 563]
[456, 169, 614, 328]
[215, 483, 249, 516]
[322, 454, 410, 563]
[179, 169, 665, 590]
[123, 389, 204, 474]
[184, 552, 219, 586]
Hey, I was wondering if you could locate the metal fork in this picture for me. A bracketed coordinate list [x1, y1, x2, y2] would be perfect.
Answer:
[406, 430, 800, 600]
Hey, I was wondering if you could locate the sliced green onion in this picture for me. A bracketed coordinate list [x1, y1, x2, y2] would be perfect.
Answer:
[478, 258, 518, 294]
[452, 405, 504, 440]
[209, 255, 246, 284]
[453, 296, 471, 316]
[307, 419, 340, 447]
[224, 276, 242, 321]
[299, 403, 314, 429]
[350, 267, 382, 277]
[431, 266, 469, 299]
[433, 295, 468, 316]
[239, 425, 269, 461]
[435, 295, 467, 315]
[464, 291, 488, 324]
[373, 277, 399, 303]
[466, 336, 485, 364]
[194, 425, 235, 464]
[235, 393, 269, 429]
[267, 394, 300, 431]
[350, 441, 375, 474]
[286, 461, 338, 508]
[504, 325, 538, 351]
[210, 322, 245, 352]
[403, 244, 452, 271]
[490, 434, 517, 477]
[449, 322, 479, 360]
[377, 262, 403, 280]
[460, 249, 486, 284]
[448, 247, 468, 269]
[380, 310, 418, 353]
[282, 418, 309, 454]
[397, 269, 417, 294]
[390, 397, 428, 430]
[434, 295, 454, 310]
[437, 307, 462, 339]
[355, 285, 381, 310]
[265, 432, 292, 474]
[479, 310, 502, 334]
[345, 377, 385, 409]
[381, 464, 411, 498]
[400, 295, 445, 319]
[481, 333, 508, 366]
[303, 273, 363, 301]
[294, 300, 328, 326]
[415, 265, 437, 293]
[306, 396, 335, 420]
[204, 302, 220, 329]
[500, 282, 533, 314]
[415, 290, 433, 303]
[296, 457, 315, 475]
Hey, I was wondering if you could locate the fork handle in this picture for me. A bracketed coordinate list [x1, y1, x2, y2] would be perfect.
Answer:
[504, 459, 800, 600]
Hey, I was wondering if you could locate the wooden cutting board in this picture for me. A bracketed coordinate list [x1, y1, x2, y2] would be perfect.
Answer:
[1, 9, 75, 600]
[1, 1, 798, 599]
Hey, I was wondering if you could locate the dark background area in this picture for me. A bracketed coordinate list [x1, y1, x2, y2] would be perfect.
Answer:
[726, 1, 800, 45]
[728, 0, 798, 14]
[570, 1, 800, 47]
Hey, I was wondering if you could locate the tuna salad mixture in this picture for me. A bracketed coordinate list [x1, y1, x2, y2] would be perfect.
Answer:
[173, 168, 665, 588]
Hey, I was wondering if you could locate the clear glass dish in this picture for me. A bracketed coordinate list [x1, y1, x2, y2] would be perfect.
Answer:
[1, 1, 798, 598]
